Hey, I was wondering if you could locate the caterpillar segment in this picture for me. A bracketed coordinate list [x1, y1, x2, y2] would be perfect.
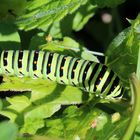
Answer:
[0, 50, 124, 99]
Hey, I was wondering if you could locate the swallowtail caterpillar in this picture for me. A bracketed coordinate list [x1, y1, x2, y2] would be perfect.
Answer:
[0, 50, 124, 99]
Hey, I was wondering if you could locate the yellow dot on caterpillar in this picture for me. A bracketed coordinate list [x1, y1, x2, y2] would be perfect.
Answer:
[77, 60, 80, 63]
[4, 58, 7, 60]
[19, 59, 22, 62]
[85, 71, 87, 74]
[48, 63, 51, 66]
[61, 67, 64, 69]
[73, 69, 76, 72]
[34, 61, 37, 64]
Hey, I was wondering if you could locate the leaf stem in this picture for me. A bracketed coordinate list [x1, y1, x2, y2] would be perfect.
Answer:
[121, 73, 140, 140]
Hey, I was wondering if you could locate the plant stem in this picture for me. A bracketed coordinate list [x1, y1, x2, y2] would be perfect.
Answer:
[121, 73, 140, 140]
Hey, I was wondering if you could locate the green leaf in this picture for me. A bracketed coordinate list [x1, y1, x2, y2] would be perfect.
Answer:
[0, 0, 27, 21]
[16, 0, 88, 30]
[44, 104, 101, 139]
[20, 103, 61, 134]
[0, 76, 85, 104]
[45, 3, 97, 38]
[0, 76, 86, 132]
[29, 32, 46, 50]
[72, 4, 97, 31]
[0, 71, 87, 134]
[106, 14, 140, 84]
[6, 95, 31, 112]
[0, 110, 17, 122]
[0, 121, 18, 140]
[29, 35, 99, 62]
[38, 103, 129, 140]
[89, 0, 126, 8]
[0, 22, 20, 50]
[85, 113, 129, 140]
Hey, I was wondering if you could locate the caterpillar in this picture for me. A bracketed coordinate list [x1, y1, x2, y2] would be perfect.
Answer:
[0, 50, 124, 99]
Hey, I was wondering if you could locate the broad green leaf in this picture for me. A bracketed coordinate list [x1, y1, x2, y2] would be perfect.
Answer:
[29, 35, 99, 62]
[45, 3, 97, 38]
[37, 103, 129, 140]
[20, 103, 61, 134]
[85, 115, 129, 140]
[0, 23, 19, 42]
[89, 0, 126, 8]
[29, 32, 46, 50]
[16, 0, 89, 30]
[44, 105, 102, 139]
[0, 76, 85, 104]
[0, 121, 18, 140]
[0, 0, 27, 21]
[0, 110, 17, 122]
[106, 14, 140, 84]
[6, 95, 31, 112]
[58, 37, 80, 49]
[0, 75, 86, 134]
[54, 37, 98, 62]
[0, 22, 20, 50]
[72, 4, 97, 31]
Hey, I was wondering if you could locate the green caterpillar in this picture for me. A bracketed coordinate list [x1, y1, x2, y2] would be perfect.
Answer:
[0, 50, 124, 99]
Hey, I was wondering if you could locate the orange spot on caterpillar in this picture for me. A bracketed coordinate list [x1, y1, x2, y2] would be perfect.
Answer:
[48, 63, 51, 66]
